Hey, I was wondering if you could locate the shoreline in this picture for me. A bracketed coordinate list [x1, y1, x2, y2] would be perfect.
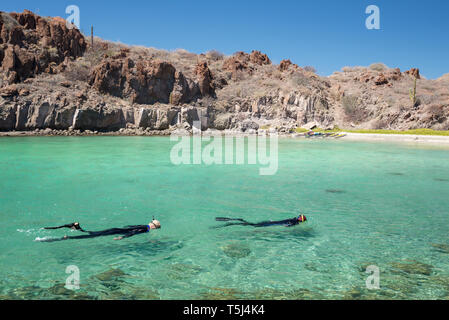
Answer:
[342, 132, 449, 145]
[2, 129, 449, 145]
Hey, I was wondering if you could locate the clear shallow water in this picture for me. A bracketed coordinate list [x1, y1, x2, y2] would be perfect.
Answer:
[0, 136, 448, 300]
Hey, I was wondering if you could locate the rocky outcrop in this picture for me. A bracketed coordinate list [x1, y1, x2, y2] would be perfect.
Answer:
[0, 103, 16, 130]
[73, 108, 125, 131]
[222, 52, 251, 79]
[222, 50, 270, 79]
[195, 62, 215, 97]
[279, 59, 298, 72]
[249, 50, 271, 65]
[405, 68, 420, 79]
[0, 10, 86, 85]
[1, 10, 448, 134]
[357, 68, 401, 85]
[374, 74, 389, 86]
[89, 53, 201, 105]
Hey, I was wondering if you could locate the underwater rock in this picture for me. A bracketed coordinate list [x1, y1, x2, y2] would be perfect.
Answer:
[167, 263, 202, 280]
[434, 178, 449, 182]
[428, 275, 449, 291]
[129, 288, 160, 300]
[222, 242, 251, 259]
[342, 287, 364, 300]
[325, 189, 346, 194]
[390, 260, 433, 276]
[431, 243, 449, 254]
[381, 275, 419, 297]
[7, 286, 43, 299]
[358, 262, 379, 273]
[94, 268, 127, 282]
[248, 287, 325, 300]
[290, 288, 325, 300]
[199, 287, 242, 300]
[47, 283, 93, 300]
[341, 286, 399, 300]
[250, 288, 291, 300]
[388, 172, 405, 176]
[304, 262, 319, 272]
[48, 283, 75, 296]
[101, 287, 159, 300]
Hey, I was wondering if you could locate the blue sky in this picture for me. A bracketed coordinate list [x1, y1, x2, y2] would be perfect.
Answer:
[3, 0, 448, 78]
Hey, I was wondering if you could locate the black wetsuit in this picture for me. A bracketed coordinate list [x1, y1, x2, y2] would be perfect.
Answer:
[45, 222, 86, 232]
[214, 217, 302, 229]
[41, 223, 150, 242]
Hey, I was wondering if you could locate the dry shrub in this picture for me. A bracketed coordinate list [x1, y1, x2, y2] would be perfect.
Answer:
[303, 66, 316, 73]
[419, 94, 438, 105]
[342, 94, 367, 123]
[206, 50, 224, 61]
[372, 117, 389, 129]
[342, 66, 354, 73]
[289, 73, 310, 87]
[63, 61, 90, 82]
[369, 63, 388, 71]
[424, 103, 447, 118]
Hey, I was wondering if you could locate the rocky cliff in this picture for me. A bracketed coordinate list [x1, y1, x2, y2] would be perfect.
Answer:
[1, 10, 448, 134]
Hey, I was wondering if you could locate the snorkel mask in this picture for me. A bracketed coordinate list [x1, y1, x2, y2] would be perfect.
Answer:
[148, 216, 161, 229]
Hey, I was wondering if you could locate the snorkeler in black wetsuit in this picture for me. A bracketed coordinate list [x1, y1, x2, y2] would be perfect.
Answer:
[213, 215, 307, 229]
[40, 220, 161, 242]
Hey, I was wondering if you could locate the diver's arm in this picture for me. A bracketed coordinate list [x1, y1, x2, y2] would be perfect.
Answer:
[44, 223, 72, 230]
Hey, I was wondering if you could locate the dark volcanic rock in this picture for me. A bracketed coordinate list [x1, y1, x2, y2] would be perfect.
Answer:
[73, 107, 125, 131]
[0, 10, 86, 84]
[250, 50, 271, 66]
[0, 103, 17, 130]
[195, 62, 215, 97]
[89, 56, 201, 105]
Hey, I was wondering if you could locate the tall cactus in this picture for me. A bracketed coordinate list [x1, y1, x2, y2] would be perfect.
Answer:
[409, 76, 417, 107]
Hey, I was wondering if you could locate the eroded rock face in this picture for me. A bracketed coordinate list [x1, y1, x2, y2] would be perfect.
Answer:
[405, 68, 420, 79]
[374, 74, 389, 86]
[195, 62, 215, 97]
[0, 10, 86, 84]
[279, 59, 293, 72]
[222, 50, 271, 79]
[0, 103, 17, 130]
[73, 108, 125, 131]
[89, 54, 201, 105]
[222, 51, 251, 78]
[249, 50, 271, 65]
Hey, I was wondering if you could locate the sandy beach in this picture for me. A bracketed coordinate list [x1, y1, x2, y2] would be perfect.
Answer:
[2, 130, 449, 146]
[341, 133, 449, 145]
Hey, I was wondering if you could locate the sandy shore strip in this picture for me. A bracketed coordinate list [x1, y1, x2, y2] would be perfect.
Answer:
[2, 130, 449, 146]
[341, 132, 449, 145]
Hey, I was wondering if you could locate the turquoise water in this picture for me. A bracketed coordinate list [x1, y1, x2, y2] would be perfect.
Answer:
[0, 136, 448, 300]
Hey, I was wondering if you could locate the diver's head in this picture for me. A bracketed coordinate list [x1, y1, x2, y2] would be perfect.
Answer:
[149, 220, 161, 229]
[298, 214, 307, 223]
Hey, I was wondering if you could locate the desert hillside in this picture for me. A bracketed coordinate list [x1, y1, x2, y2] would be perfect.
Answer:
[1, 10, 448, 134]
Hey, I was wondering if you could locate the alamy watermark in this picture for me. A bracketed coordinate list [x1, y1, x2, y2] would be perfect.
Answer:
[65, 265, 80, 290]
[365, 265, 380, 290]
[65, 5, 80, 30]
[170, 122, 279, 176]
[365, 5, 380, 30]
